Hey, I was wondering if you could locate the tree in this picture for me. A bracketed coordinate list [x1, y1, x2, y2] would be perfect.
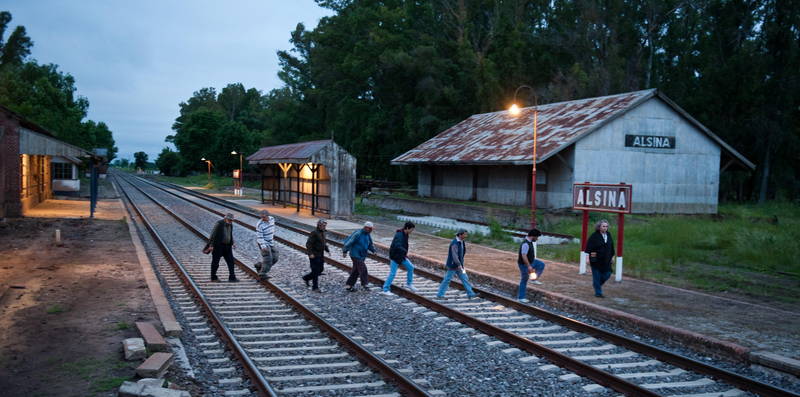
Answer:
[134, 151, 148, 170]
[155, 147, 181, 176]
[0, 11, 117, 159]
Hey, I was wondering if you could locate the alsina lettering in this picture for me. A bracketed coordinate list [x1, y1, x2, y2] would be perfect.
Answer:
[625, 134, 675, 149]
[575, 189, 626, 209]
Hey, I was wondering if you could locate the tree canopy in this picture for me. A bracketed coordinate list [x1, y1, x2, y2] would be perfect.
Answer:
[0, 11, 118, 161]
[171, 0, 799, 200]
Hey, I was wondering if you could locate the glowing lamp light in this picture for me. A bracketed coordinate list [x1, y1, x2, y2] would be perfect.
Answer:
[509, 103, 521, 116]
[529, 271, 538, 280]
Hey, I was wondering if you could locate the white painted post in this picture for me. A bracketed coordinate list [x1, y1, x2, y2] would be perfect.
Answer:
[615, 257, 623, 282]
[579, 252, 588, 274]
[55, 229, 61, 244]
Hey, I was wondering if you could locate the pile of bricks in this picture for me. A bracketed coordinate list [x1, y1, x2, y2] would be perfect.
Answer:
[119, 321, 189, 397]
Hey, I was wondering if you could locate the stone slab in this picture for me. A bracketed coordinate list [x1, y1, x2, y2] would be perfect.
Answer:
[136, 322, 168, 352]
[123, 338, 147, 361]
[750, 351, 800, 377]
[136, 352, 174, 379]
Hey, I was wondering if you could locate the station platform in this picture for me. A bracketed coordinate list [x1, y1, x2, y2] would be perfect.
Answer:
[23, 198, 126, 220]
[185, 186, 800, 374]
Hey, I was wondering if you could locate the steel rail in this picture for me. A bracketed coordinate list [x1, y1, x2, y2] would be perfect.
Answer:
[130, 175, 659, 396]
[118, 173, 433, 397]
[115, 176, 278, 397]
[139, 175, 800, 397]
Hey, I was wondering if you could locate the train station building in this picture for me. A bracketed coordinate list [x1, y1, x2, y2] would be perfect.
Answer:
[392, 89, 754, 214]
[1, 105, 93, 218]
[246, 139, 356, 216]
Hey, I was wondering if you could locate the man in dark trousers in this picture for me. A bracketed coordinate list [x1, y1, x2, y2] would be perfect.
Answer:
[303, 219, 330, 292]
[585, 219, 615, 297]
[343, 221, 377, 292]
[206, 213, 238, 282]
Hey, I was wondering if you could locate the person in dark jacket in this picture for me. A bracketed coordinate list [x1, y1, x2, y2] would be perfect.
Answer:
[381, 222, 417, 295]
[517, 228, 545, 303]
[302, 219, 330, 292]
[343, 221, 377, 291]
[436, 229, 477, 299]
[205, 213, 238, 282]
[585, 219, 615, 297]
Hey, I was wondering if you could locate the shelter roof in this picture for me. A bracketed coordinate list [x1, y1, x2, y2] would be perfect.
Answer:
[2, 104, 93, 158]
[391, 89, 754, 169]
[247, 139, 333, 164]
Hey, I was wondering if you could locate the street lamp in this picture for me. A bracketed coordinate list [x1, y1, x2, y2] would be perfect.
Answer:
[509, 85, 538, 229]
[231, 150, 243, 196]
[201, 157, 213, 187]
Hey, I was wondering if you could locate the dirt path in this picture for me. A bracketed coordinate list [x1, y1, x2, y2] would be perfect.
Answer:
[0, 214, 157, 396]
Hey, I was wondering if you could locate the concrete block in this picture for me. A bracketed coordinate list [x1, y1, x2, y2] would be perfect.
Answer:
[118, 381, 144, 397]
[137, 378, 165, 389]
[123, 338, 147, 361]
[141, 386, 191, 397]
[750, 351, 800, 377]
[136, 321, 168, 352]
[136, 352, 174, 379]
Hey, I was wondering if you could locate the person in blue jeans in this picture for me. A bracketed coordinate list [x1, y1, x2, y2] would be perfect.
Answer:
[517, 228, 545, 303]
[436, 229, 477, 299]
[381, 222, 418, 295]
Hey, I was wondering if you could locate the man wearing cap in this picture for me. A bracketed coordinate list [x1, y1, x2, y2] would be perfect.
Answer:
[436, 229, 477, 299]
[342, 221, 377, 291]
[205, 213, 238, 282]
[303, 219, 330, 292]
[255, 210, 277, 280]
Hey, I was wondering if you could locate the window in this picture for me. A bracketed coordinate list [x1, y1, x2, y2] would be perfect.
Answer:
[52, 163, 73, 179]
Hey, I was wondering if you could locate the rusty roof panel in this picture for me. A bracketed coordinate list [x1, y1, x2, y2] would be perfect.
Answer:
[392, 89, 656, 164]
[247, 139, 332, 163]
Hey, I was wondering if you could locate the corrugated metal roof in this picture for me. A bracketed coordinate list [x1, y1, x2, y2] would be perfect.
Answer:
[392, 89, 655, 165]
[247, 139, 332, 163]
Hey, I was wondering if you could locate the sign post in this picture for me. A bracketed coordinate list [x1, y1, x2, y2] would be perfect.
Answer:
[572, 182, 632, 281]
[232, 169, 242, 196]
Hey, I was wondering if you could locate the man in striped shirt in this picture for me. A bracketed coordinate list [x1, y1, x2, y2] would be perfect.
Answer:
[256, 210, 277, 280]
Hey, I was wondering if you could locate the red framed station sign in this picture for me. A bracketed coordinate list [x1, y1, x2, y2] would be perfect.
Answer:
[572, 183, 633, 214]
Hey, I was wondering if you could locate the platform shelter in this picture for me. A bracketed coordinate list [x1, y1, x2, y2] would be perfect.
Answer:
[246, 140, 356, 216]
[1, 105, 93, 218]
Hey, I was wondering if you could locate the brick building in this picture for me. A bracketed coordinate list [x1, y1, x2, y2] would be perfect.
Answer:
[1, 105, 91, 218]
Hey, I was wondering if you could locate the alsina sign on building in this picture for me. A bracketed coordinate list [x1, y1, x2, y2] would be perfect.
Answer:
[625, 134, 675, 149]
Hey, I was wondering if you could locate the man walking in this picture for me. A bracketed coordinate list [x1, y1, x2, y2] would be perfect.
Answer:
[343, 221, 377, 292]
[303, 219, 330, 292]
[206, 213, 238, 282]
[255, 210, 277, 280]
[381, 222, 417, 295]
[517, 229, 545, 303]
[585, 219, 615, 297]
[436, 229, 477, 299]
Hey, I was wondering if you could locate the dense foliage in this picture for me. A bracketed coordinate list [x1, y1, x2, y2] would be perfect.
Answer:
[0, 11, 118, 161]
[171, 0, 798, 200]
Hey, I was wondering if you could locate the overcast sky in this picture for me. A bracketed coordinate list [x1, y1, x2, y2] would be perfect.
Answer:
[5, 1, 332, 161]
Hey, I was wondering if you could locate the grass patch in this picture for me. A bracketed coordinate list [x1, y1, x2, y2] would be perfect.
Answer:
[114, 322, 130, 330]
[354, 198, 385, 217]
[59, 357, 136, 395]
[46, 304, 66, 314]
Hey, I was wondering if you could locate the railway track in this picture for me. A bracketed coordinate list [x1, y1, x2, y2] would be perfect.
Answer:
[128, 174, 797, 397]
[115, 173, 435, 397]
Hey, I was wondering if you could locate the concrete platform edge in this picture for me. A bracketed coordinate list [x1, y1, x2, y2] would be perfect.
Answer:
[118, 192, 182, 337]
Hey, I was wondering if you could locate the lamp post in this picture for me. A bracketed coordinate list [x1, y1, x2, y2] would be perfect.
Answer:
[231, 150, 243, 196]
[509, 85, 538, 229]
[201, 157, 213, 187]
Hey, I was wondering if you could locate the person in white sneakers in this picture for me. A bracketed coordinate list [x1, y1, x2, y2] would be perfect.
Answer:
[381, 222, 417, 295]
[517, 228, 545, 303]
